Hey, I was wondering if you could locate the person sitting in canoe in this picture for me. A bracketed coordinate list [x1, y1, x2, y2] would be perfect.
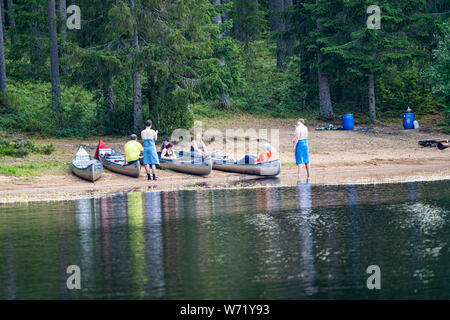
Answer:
[161, 136, 171, 151]
[124, 134, 143, 165]
[161, 142, 177, 160]
[237, 144, 273, 164]
[255, 144, 273, 163]
[191, 132, 209, 158]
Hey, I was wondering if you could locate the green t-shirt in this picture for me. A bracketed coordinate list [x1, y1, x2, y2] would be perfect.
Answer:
[124, 140, 143, 162]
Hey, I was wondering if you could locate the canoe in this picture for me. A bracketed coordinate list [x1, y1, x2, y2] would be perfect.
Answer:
[71, 146, 103, 181]
[211, 154, 281, 176]
[96, 141, 141, 178]
[157, 150, 212, 176]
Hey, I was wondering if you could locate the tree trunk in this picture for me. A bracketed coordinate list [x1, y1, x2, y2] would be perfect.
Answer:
[212, 0, 222, 25]
[269, 0, 287, 68]
[1, 1, 5, 43]
[48, 0, 61, 113]
[222, 0, 232, 37]
[131, 0, 142, 132]
[213, 0, 230, 108]
[268, 0, 283, 32]
[6, 0, 17, 45]
[282, 0, 295, 60]
[58, 0, 70, 74]
[59, 0, 67, 34]
[103, 84, 115, 112]
[30, 7, 41, 79]
[368, 74, 376, 120]
[147, 72, 158, 129]
[0, 2, 7, 93]
[317, 21, 333, 118]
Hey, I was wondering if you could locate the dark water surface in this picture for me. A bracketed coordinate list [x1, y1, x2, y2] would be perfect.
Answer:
[0, 180, 449, 299]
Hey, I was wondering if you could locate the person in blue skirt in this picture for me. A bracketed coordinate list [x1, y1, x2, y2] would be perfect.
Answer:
[141, 120, 160, 180]
[293, 119, 311, 181]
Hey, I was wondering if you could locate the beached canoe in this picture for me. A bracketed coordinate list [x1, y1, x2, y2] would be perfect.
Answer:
[211, 155, 281, 176]
[96, 141, 141, 178]
[157, 150, 212, 176]
[71, 146, 103, 182]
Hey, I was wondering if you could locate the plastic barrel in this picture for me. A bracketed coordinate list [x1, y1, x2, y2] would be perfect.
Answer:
[342, 113, 354, 130]
[403, 113, 415, 130]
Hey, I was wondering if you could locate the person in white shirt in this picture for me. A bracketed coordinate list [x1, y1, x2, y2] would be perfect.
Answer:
[293, 119, 311, 181]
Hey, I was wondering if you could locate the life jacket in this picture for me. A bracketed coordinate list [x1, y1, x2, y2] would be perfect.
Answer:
[256, 150, 272, 163]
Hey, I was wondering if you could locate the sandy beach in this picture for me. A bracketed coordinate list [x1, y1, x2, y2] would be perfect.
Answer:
[1, 117, 449, 203]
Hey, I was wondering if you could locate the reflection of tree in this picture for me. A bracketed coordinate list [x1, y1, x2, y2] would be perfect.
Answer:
[74, 198, 100, 298]
[161, 191, 182, 298]
[346, 184, 362, 295]
[405, 182, 422, 294]
[0, 225, 17, 299]
[144, 192, 165, 298]
[127, 192, 146, 298]
[99, 197, 113, 295]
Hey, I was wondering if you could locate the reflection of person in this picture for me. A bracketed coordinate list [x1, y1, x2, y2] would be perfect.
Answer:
[191, 132, 208, 156]
[124, 134, 143, 165]
[293, 119, 311, 181]
[141, 120, 160, 180]
[161, 142, 177, 160]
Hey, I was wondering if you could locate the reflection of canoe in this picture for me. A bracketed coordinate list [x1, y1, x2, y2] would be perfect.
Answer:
[157, 151, 212, 176]
[96, 141, 141, 178]
[71, 146, 103, 181]
[212, 155, 281, 176]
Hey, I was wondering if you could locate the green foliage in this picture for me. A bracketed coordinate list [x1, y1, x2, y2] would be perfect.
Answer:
[0, 163, 62, 176]
[377, 66, 438, 117]
[0, 80, 96, 136]
[426, 23, 450, 131]
[0, 137, 54, 157]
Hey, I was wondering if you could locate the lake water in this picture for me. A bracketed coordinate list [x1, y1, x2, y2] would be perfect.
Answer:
[0, 180, 449, 299]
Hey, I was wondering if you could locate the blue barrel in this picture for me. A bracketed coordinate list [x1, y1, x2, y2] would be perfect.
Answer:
[342, 113, 354, 130]
[403, 112, 415, 130]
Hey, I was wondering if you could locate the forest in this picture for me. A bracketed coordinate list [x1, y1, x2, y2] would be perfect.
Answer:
[0, 0, 448, 137]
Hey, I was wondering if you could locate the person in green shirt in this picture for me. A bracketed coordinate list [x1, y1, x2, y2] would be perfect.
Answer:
[124, 134, 143, 164]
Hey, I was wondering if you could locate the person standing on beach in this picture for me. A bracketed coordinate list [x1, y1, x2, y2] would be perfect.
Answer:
[141, 120, 160, 180]
[293, 119, 311, 181]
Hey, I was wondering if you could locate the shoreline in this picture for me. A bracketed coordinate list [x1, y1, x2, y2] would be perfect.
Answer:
[2, 118, 449, 204]
[1, 161, 449, 204]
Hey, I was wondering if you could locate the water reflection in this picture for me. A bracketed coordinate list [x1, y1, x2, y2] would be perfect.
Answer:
[0, 180, 449, 299]
[296, 182, 317, 296]
[144, 192, 165, 298]
[346, 185, 362, 294]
